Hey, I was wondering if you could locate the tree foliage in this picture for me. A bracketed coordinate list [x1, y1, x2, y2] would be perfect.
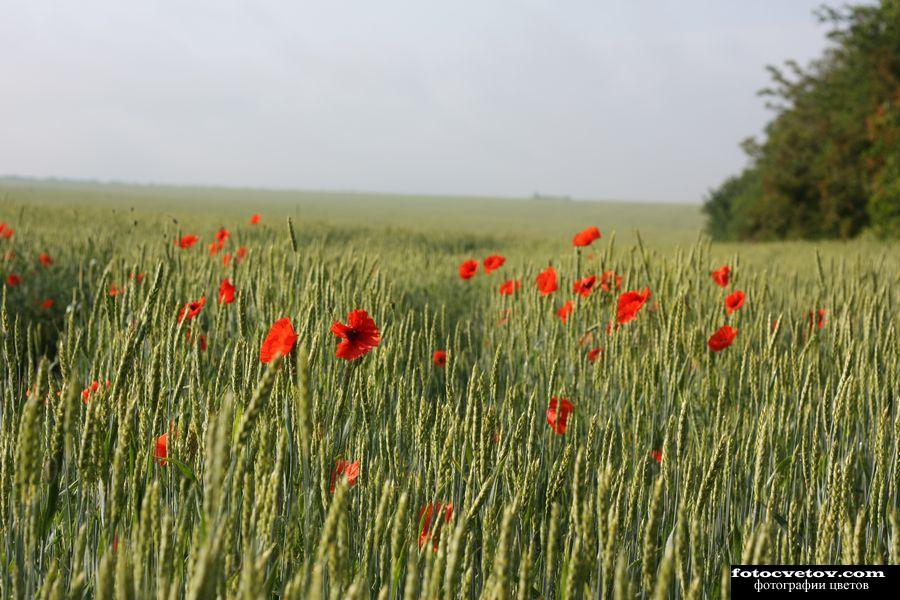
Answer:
[705, 1, 900, 240]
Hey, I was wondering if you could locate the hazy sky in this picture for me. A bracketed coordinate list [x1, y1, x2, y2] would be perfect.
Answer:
[2, 1, 836, 202]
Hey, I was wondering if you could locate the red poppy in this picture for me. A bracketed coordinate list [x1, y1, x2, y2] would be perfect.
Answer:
[708, 325, 737, 352]
[809, 309, 826, 329]
[546, 397, 574, 434]
[616, 288, 651, 324]
[572, 226, 601, 247]
[418, 502, 453, 551]
[459, 260, 478, 280]
[483, 255, 505, 274]
[329, 459, 360, 493]
[108, 284, 123, 297]
[185, 329, 207, 350]
[557, 300, 574, 323]
[250, 214, 261, 225]
[331, 310, 381, 360]
[433, 350, 447, 367]
[259, 318, 298, 363]
[600, 270, 622, 292]
[39, 298, 54, 310]
[0, 227, 13, 239]
[82, 381, 99, 403]
[39, 252, 53, 267]
[711, 265, 730, 288]
[215, 227, 230, 244]
[218, 278, 235, 305]
[177, 297, 206, 323]
[208, 241, 222, 256]
[81, 380, 109, 404]
[650, 449, 662, 464]
[236, 246, 248, 261]
[129, 272, 145, 284]
[0, 223, 6, 236]
[154, 433, 168, 466]
[222, 253, 232, 266]
[725, 290, 745, 315]
[573, 275, 597, 297]
[498, 280, 520, 296]
[536, 266, 558, 295]
[588, 347, 603, 362]
[177, 235, 198, 249]
[6, 273, 21, 287]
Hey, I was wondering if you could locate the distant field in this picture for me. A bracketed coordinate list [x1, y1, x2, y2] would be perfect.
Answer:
[0, 177, 897, 598]
[1, 177, 704, 243]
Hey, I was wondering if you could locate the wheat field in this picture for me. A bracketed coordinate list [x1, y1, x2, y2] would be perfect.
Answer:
[0, 183, 898, 599]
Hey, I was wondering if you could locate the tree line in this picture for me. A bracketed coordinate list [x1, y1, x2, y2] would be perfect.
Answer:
[704, 1, 899, 240]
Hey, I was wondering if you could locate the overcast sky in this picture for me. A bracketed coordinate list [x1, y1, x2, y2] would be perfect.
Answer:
[1, 0, 837, 203]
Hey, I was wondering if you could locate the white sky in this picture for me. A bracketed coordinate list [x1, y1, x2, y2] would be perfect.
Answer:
[1, 0, 835, 202]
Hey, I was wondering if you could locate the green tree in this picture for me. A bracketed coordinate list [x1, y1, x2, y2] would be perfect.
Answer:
[705, 0, 900, 240]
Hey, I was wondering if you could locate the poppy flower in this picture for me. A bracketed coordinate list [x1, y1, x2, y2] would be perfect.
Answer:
[177, 235, 198, 249]
[108, 284, 123, 297]
[129, 272, 145, 284]
[39, 253, 53, 267]
[433, 350, 447, 367]
[725, 290, 745, 315]
[222, 253, 232, 266]
[236, 247, 248, 261]
[572, 226, 601, 247]
[81, 380, 110, 404]
[250, 214, 261, 225]
[650, 449, 662, 464]
[185, 330, 207, 351]
[459, 260, 478, 280]
[573, 275, 597, 297]
[331, 310, 381, 360]
[208, 241, 222, 256]
[616, 288, 651, 324]
[6, 273, 21, 287]
[557, 300, 574, 323]
[711, 265, 730, 288]
[215, 228, 230, 244]
[587, 347, 603, 362]
[708, 325, 737, 352]
[809, 309, 826, 329]
[218, 278, 235, 305]
[536, 266, 558, 295]
[177, 297, 206, 323]
[498, 280, 520, 296]
[0, 223, 6, 235]
[546, 397, 574, 434]
[329, 459, 360, 493]
[0, 227, 13, 239]
[600, 270, 622, 293]
[154, 433, 168, 466]
[39, 298, 54, 310]
[483, 255, 505, 274]
[259, 318, 298, 363]
[82, 381, 100, 403]
[418, 502, 453, 551]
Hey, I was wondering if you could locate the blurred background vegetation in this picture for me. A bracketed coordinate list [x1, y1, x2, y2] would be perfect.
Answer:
[703, 0, 900, 240]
